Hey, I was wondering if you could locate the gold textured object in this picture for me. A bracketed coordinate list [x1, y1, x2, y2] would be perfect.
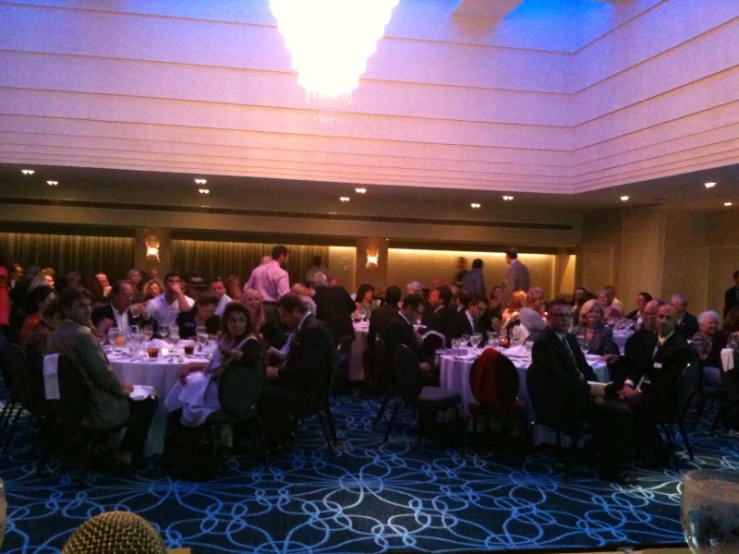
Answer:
[62, 511, 167, 554]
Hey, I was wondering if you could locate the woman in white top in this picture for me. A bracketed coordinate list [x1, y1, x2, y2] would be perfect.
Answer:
[165, 303, 263, 427]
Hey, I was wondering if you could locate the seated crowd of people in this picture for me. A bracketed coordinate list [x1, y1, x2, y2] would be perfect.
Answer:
[0, 249, 738, 484]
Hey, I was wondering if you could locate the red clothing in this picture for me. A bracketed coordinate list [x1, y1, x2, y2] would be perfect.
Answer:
[19, 314, 41, 346]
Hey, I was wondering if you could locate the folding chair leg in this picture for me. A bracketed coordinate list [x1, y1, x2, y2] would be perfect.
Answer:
[711, 403, 728, 436]
[2, 407, 24, 454]
[372, 395, 391, 431]
[383, 401, 401, 443]
[317, 412, 334, 458]
[678, 420, 694, 461]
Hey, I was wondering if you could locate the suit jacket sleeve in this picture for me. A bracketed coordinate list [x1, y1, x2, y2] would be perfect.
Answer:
[532, 338, 591, 401]
[75, 332, 127, 398]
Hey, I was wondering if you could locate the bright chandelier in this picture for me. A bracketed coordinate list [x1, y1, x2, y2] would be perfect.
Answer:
[269, 0, 400, 107]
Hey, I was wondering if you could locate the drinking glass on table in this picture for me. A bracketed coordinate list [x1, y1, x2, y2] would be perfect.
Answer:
[451, 338, 461, 350]
[129, 303, 142, 318]
[469, 333, 482, 349]
[460, 334, 470, 348]
[159, 324, 170, 341]
[169, 329, 181, 361]
[487, 333, 499, 348]
[196, 327, 209, 352]
[107, 327, 120, 353]
[128, 324, 139, 341]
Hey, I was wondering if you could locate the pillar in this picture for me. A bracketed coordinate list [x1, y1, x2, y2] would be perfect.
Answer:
[354, 238, 389, 295]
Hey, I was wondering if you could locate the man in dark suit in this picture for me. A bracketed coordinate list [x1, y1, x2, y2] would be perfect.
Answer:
[424, 285, 456, 335]
[609, 299, 662, 387]
[446, 293, 488, 346]
[262, 294, 335, 445]
[91, 280, 157, 337]
[724, 270, 739, 318]
[669, 294, 698, 338]
[368, 286, 401, 348]
[314, 281, 355, 349]
[502, 247, 530, 304]
[461, 259, 486, 297]
[48, 287, 157, 466]
[527, 298, 636, 484]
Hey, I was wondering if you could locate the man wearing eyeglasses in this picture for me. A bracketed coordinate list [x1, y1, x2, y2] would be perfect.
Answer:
[527, 298, 636, 484]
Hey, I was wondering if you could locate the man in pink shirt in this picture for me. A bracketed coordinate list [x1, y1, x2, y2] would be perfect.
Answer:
[244, 245, 291, 326]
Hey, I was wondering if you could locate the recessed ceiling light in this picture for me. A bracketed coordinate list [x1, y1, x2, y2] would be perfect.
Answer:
[704, 182, 717, 189]
[470, 203, 481, 208]
[502, 195, 514, 201]
[194, 178, 207, 185]
[198, 188, 210, 194]
[620, 196, 630, 201]
[725, 202, 733, 207]
[339, 196, 350, 202]
[355, 187, 367, 194]
[21, 169, 35, 175]
[46, 180, 58, 186]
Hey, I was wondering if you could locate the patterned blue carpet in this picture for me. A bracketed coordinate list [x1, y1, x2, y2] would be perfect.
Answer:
[1, 394, 736, 553]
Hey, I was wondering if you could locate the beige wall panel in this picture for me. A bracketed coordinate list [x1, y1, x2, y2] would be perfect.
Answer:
[661, 213, 708, 312]
[327, 247, 357, 292]
[618, 207, 665, 313]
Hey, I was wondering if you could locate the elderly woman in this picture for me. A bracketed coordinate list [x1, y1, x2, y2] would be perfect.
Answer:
[692, 311, 721, 362]
[626, 292, 653, 329]
[165, 303, 263, 428]
[572, 300, 618, 356]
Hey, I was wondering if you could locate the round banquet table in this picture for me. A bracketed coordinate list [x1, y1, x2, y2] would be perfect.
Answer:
[438, 348, 609, 421]
[108, 352, 211, 456]
[349, 322, 369, 381]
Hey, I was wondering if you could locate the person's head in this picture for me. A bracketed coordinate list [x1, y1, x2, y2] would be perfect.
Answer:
[429, 286, 451, 309]
[149, 268, 160, 280]
[489, 285, 503, 302]
[226, 274, 241, 295]
[405, 281, 423, 296]
[723, 306, 739, 333]
[585, 301, 605, 329]
[60, 287, 92, 327]
[579, 298, 598, 327]
[635, 292, 652, 311]
[457, 287, 471, 309]
[95, 273, 109, 290]
[656, 304, 678, 337]
[327, 276, 339, 287]
[526, 287, 545, 311]
[9, 263, 22, 281]
[698, 311, 721, 337]
[572, 287, 586, 305]
[62, 271, 80, 288]
[242, 288, 265, 327]
[111, 280, 135, 313]
[504, 247, 518, 266]
[670, 294, 688, 316]
[143, 278, 163, 300]
[26, 265, 40, 280]
[401, 293, 426, 321]
[209, 278, 226, 298]
[596, 289, 610, 308]
[163, 271, 182, 296]
[642, 299, 664, 332]
[311, 272, 328, 288]
[276, 294, 308, 331]
[466, 293, 487, 320]
[127, 269, 142, 286]
[222, 303, 253, 339]
[507, 290, 527, 311]
[546, 298, 573, 333]
[605, 286, 616, 299]
[471, 258, 483, 270]
[356, 283, 374, 304]
[455, 257, 466, 270]
[385, 286, 402, 305]
[291, 282, 314, 298]
[41, 298, 64, 328]
[312, 255, 322, 267]
[26, 285, 55, 315]
[430, 278, 445, 290]
[194, 293, 218, 322]
[271, 245, 290, 266]
[40, 268, 56, 289]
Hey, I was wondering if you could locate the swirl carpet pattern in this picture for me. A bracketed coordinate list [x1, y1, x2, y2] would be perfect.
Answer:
[1, 395, 736, 553]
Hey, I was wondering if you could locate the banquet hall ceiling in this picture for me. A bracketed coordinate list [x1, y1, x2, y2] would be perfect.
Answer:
[0, 0, 738, 196]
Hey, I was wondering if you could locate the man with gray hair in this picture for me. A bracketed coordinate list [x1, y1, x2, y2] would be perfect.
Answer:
[670, 294, 698, 338]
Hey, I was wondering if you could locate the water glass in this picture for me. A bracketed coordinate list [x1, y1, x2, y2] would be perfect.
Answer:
[470, 333, 482, 349]
[487, 333, 499, 348]
[682, 469, 739, 553]
[461, 334, 470, 348]
[451, 338, 461, 350]
[197, 331, 209, 352]
[159, 324, 170, 340]
[143, 326, 154, 342]
[107, 327, 120, 353]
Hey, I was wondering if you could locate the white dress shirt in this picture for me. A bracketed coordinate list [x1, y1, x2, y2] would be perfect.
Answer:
[215, 293, 232, 316]
[146, 293, 195, 327]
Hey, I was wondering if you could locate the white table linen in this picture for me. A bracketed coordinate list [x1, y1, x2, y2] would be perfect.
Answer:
[721, 348, 735, 372]
[350, 322, 369, 381]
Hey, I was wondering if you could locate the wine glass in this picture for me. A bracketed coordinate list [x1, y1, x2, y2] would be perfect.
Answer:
[169, 329, 181, 362]
[470, 333, 482, 349]
[682, 469, 739, 553]
[487, 333, 499, 348]
[197, 330, 209, 352]
[159, 324, 170, 340]
[107, 327, 120, 353]
[460, 334, 470, 348]
[451, 338, 461, 351]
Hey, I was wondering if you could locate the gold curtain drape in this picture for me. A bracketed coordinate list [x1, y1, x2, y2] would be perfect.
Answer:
[172, 240, 330, 287]
[0, 233, 135, 281]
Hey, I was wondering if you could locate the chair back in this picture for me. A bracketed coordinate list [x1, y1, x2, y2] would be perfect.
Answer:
[0, 339, 16, 392]
[674, 355, 701, 419]
[375, 335, 391, 386]
[56, 355, 90, 427]
[393, 344, 423, 404]
[327, 346, 344, 400]
[469, 349, 519, 407]
[0, 342, 34, 404]
[421, 331, 445, 360]
[218, 358, 266, 420]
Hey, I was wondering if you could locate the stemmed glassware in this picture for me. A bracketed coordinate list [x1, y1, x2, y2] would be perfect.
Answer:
[143, 326, 154, 342]
[169, 329, 181, 362]
[107, 327, 120, 354]
[487, 333, 500, 348]
[469, 333, 482, 349]
[196, 326, 209, 353]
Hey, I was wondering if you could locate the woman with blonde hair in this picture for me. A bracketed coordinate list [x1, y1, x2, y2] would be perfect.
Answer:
[143, 278, 164, 301]
[241, 287, 266, 332]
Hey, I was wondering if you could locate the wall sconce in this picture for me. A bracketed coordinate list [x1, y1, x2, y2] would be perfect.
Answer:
[365, 248, 380, 271]
[145, 235, 161, 263]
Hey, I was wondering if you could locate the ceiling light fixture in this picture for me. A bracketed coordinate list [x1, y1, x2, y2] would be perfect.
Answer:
[355, 187, 367, 194]
[194, 178, 207, 185]
[620, 196, 630, 201]
[470, 203, 481, 209]
[21, 169, 35, 175]
[46, 180, 58, 186]
[704, 182, 717, 189]
[339, 196, 350, 202]
[198, 188, 210, 194]
[269, 0, 399, 107]
[725, 202, 733, 207]
[502, 195, 514, 201]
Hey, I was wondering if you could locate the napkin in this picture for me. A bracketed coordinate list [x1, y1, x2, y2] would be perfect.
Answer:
[721, 348, 735, 372]
[505, 345, 530, 358]
[130, 385, 155, 401]
[43, 353, 60, 400]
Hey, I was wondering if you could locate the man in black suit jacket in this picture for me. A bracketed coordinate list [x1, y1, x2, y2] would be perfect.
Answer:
[368, 286, 401, 349]
[262, 294, 335, 444]
[314, 283, 355, 347]
[91, 280, 157, 336]
[527, 298, 635, 484]
[724, 271, 739, 318]
[669, 294, 698, 338]
[445, 293, 488, 346]
[608, 299, 661, 387]
[425, 285, 456, 336]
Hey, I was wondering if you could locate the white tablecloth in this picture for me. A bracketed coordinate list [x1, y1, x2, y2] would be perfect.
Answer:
[350, 322, 369, 381]
[439, 348, 608, 420]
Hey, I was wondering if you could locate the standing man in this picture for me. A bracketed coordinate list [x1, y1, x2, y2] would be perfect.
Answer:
[146, 271, 195, 327]
[461, 259, 486, 297]
[724, 270, 739, 318]
[502, 247, 530, 303]
[209, 277, 232, 316]
[244, 245, 291, 325]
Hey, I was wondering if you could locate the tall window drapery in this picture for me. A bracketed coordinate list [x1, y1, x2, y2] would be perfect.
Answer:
[172, 240, 329, 288]
[0, 233, 135, 282]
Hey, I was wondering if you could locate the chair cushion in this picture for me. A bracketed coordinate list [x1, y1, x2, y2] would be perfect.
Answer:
[469, 397, 525, 417]
[418, 386, 461, 409]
